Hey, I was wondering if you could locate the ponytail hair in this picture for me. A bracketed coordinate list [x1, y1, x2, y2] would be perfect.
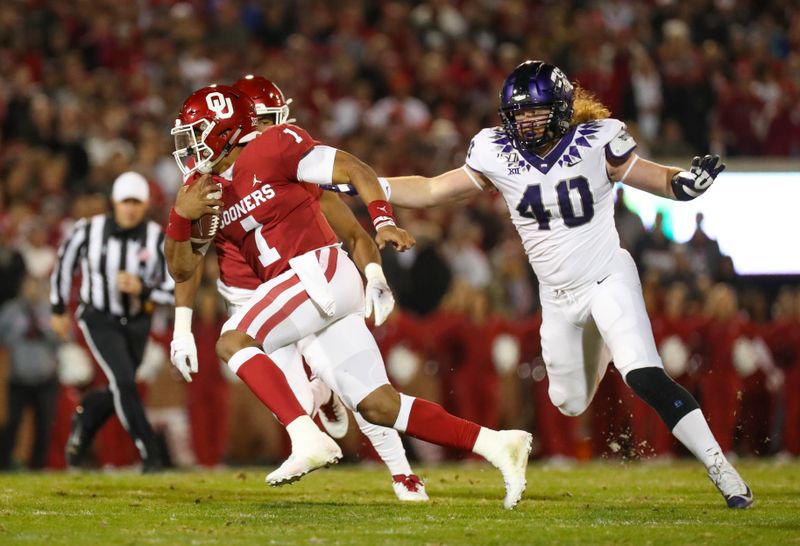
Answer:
[570, 86, 611, 125]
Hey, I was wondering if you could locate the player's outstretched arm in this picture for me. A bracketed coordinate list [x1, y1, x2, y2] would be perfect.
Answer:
[330, 150, 415, 251]
[386, 166, 487, 208]
[319, 192, 395, 325]
[165, 175, 222, 282]
[609, 153, 725, 201]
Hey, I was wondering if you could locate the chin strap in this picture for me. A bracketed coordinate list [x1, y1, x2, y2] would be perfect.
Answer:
[199, 127, 243, 174]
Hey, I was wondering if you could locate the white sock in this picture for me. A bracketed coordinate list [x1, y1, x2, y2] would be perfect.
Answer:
[471, 427, 499, 461]
[393, 393, 415, 433]
[671, 408, 723, 468]
[285, 415, 322, 450]
[308, 377, 332, 417]
[355, 412, 412, 476]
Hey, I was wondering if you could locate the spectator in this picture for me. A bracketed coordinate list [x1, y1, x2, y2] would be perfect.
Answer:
[613, 186, 645, 253]
[634, 211, 674, 275]
[0, 276, 60, 470]
[186, 287, 229, 468]
[0, 226, 26, 306]
[687, 213, 723, 279]
[627, 45, 662, 145]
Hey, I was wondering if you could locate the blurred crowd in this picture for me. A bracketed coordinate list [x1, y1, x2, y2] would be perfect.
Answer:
[1, 0, 799, 469]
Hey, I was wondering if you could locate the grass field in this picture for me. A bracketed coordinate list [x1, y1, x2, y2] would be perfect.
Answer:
[0, 461, 798, 545]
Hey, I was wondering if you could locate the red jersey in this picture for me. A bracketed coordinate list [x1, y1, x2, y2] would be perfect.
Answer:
[216, 230, 261, 290]
[216, 182, 325, 289]
[217, 124, 337, 283]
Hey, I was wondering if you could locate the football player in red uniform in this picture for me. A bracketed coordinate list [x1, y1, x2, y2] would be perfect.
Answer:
[165, 85, 532, 508]
[171, 76, 427, 501]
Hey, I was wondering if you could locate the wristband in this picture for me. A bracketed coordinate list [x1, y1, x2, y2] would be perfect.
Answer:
[377, 177, 392, 200]
[167, 208, 192, 241]
[364, 262, 387, 283]
[174, 306, 193, 335]
[670, 172, 696, 201]
[368, 200, 396, 231]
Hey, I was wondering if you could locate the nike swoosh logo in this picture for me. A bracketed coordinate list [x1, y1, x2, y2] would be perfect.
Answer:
[597, 275, 611, 284]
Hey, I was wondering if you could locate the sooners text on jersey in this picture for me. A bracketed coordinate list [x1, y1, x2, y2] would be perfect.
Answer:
[216, 182, 325, 290]
[216, 124, 337, 283]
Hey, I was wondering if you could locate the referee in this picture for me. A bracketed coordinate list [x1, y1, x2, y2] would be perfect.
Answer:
[50, 172, 174, 471]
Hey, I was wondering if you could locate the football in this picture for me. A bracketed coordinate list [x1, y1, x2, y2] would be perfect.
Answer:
[190, 187, 222, 243]
[190, 213, 219, 243]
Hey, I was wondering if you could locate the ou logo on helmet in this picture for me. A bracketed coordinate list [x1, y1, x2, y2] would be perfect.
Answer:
[206, 91, 234, 119]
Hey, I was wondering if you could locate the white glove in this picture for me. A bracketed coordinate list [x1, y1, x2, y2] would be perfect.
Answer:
[364, 263, 395, 326]
[170, 307, 198, 382]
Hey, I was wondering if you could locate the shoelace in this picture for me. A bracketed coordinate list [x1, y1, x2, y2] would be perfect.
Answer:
[393, 474, 423, 492]
[709, 459, 744, 495]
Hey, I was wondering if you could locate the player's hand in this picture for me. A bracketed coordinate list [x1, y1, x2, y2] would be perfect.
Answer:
[51, 313, 71, 340]
[170, 332, 198, 382]
[175, 174, 223, 220]
[375, 225, 415, 252]
[671, 154, 725, 201]
[364, 263, 395, 326]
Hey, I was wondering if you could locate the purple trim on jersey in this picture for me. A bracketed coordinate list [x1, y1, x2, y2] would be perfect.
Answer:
[516, 126, 578, 175]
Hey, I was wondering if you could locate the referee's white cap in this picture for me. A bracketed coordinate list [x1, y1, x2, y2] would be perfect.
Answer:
[112, 172, 150, 203]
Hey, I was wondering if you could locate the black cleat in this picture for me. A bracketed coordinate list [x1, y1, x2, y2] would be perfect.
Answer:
[64, 407, 88, 468]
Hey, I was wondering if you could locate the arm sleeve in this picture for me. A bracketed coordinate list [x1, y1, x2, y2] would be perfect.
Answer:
[276, 124, 321, 181]
[50, 218, 88, 314]
[296, 145, 338, 185]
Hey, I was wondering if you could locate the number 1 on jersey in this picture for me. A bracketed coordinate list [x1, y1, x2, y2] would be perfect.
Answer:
[282, 127, 303, 143]
[241, 215, 281, 267]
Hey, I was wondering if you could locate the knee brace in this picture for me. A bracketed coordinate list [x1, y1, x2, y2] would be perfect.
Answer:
[625, 367, 699, 429]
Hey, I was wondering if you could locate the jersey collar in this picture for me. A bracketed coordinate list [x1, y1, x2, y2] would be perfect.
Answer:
[517, 126, 577, 175]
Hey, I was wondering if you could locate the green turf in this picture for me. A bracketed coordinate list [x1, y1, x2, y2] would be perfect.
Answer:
[0, 461, 798, 545]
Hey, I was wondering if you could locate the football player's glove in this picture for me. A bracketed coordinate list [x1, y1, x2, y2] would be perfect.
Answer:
[171, 307, 198, 382]
[364, 263, 394, 327]
[671, 154, 725, 201]
[170, 332, 198, 382]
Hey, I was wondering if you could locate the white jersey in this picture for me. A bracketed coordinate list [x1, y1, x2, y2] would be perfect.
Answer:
[465, 118, 636, 290]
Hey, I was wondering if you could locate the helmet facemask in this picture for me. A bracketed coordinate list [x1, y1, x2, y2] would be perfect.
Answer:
[171, 118, 242, 176]
[171, 118, 216, 176]
[500, 100, 570, 152]
[254, 98, 293, 126]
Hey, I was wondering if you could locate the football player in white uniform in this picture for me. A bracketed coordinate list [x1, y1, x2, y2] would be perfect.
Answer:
[340, 61, 751, 508]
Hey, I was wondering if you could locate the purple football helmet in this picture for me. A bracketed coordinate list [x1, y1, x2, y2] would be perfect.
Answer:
[498, 60, 574, 151]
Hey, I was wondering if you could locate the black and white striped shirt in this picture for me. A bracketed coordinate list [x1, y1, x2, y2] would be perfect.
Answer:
[50, 214, 174, 318]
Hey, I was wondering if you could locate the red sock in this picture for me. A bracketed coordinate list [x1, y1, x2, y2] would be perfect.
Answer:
[230, 347, 306, 426]
[402, 396, 481, 451]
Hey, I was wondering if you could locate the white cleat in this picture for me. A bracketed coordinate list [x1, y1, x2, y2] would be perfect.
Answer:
[484, 430, 532, 509]
[707, 452, 754, 509]
[266, 433, 342, 487]
[392, 474, 429, 502]
[318, 393, 349, 440]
